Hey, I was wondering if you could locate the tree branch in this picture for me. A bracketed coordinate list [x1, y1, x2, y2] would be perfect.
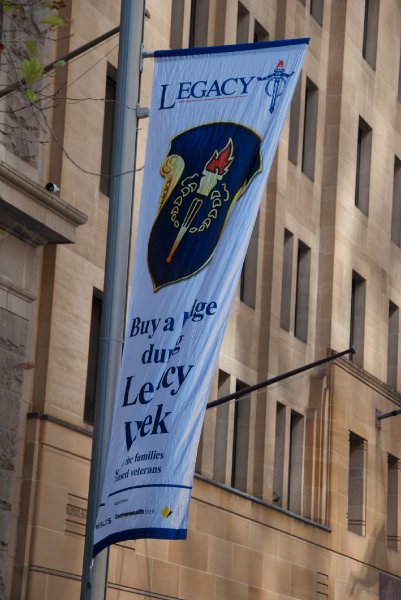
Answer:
[0, 24, 120, 99]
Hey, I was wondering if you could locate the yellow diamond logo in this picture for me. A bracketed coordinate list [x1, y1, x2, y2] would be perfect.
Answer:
[161, 506, 172, 518]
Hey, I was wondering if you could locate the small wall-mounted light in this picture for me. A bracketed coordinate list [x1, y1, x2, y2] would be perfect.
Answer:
[45, 182, 60, 193]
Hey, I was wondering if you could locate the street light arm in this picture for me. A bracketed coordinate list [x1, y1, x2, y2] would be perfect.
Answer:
[207, 347, 355, 410]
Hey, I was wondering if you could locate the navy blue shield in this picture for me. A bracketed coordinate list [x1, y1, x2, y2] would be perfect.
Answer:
[147, 122, 262, 291]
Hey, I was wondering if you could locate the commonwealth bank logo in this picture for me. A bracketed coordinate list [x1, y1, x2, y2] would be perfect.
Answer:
[147, 122, 262, 291]
[161, 506, 172, 518]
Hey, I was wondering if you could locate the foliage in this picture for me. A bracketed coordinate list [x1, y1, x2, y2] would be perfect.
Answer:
[22, 56, 43, 86]
[0, 0, 68, 98]
[1, 1, 66, 16]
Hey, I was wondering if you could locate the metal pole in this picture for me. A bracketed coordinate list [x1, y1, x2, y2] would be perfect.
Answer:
[375, 407, 401, 428]
[207, 347, 355, 410]
[80, 2, 145, 599]
[377, 408, 401, 420]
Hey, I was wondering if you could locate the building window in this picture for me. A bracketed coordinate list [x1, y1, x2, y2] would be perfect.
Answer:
[362, 0, 379, 69]
[84, 291, 103, 425]
[387, 301, 399, 390]
[301, 77, 318, 181]
[379, 573, 401, 598]
[355, 117, 372, 215]
[99, 65, 117, 196]
[348, 432, 367, 536]
[350, 271, 366, 366]
[236, 1, 250, 43]
[280, 231, 311, 341]
[288, 76, 302, 165]
[213, 370, 231, 483]
[288, 411, 305, 514]
[387, 455, 400, 550]
[310, 0, 323, 26]
[273, 402, 286, 506]
[231, 379, 250, 492]
[280, 229, 294, 331]
[295, 241, 311, 343]
[273, 404, 305, 514]
[398, 54, 401, 103]
[240, 214, 259, 308]
[391, 156, 401, 246]
[253, 19, 269, 43]
[170, 0, 185, 48]
[189, 0, 209, 47]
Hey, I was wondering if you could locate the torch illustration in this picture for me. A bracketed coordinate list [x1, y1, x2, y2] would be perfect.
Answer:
[166, 138, 234, 264]
[259, 59, 293, 114]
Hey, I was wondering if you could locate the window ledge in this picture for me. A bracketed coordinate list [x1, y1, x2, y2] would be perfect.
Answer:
[335, 354, 401, 407]
[0, 160, 87, 246]
[194, 472, 331, 532]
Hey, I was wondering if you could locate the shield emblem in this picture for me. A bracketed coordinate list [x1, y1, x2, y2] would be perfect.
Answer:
[147, 122, 262, 291]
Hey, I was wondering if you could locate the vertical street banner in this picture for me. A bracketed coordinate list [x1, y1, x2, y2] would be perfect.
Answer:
[93, 38, 309, 556]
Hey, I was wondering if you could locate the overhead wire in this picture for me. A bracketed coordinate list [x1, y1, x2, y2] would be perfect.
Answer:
[0, 23, 140, 177]
[0, 14, 149, 177]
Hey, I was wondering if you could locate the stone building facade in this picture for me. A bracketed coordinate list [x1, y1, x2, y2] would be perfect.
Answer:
[1, 0, 401, 598]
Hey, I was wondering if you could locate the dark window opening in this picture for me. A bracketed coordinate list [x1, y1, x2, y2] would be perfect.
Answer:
[355, 117, 372, 215]
[100, 65, 117, 196]
[84, 291, 103, 425]
[231, 379, 250, 491]
[301, 78, 318, 181]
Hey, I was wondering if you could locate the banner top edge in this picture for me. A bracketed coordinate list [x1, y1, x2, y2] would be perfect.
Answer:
[153, 37, 310, 59]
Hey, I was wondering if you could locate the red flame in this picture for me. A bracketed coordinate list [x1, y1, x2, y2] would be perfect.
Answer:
[205, 139, 234, 175]
[276, 59, 284, 69]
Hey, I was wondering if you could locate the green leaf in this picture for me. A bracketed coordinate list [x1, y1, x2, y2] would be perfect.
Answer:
[22, 57, 44, 87]
[46, 1, 66, 9]
[40, 14, 66, 27]
[52, 59, 66, 69]
[24, 88, 39, 103]
[2, 2, 18, 14]
[24, 39, 39, 57]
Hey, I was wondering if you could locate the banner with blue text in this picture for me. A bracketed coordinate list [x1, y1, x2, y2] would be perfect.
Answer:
[93, 38, 308, 556]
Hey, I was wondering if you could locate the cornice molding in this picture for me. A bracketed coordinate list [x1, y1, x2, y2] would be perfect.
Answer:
[334, 355, 401, 408]
[0, 275, 36, 303]
[0, 160, 87, 227]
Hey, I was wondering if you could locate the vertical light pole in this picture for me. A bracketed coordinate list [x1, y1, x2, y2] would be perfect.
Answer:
[80, 1, 145, 598]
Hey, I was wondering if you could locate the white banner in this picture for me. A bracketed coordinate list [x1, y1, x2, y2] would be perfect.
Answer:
[93, 38, 308, 556]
